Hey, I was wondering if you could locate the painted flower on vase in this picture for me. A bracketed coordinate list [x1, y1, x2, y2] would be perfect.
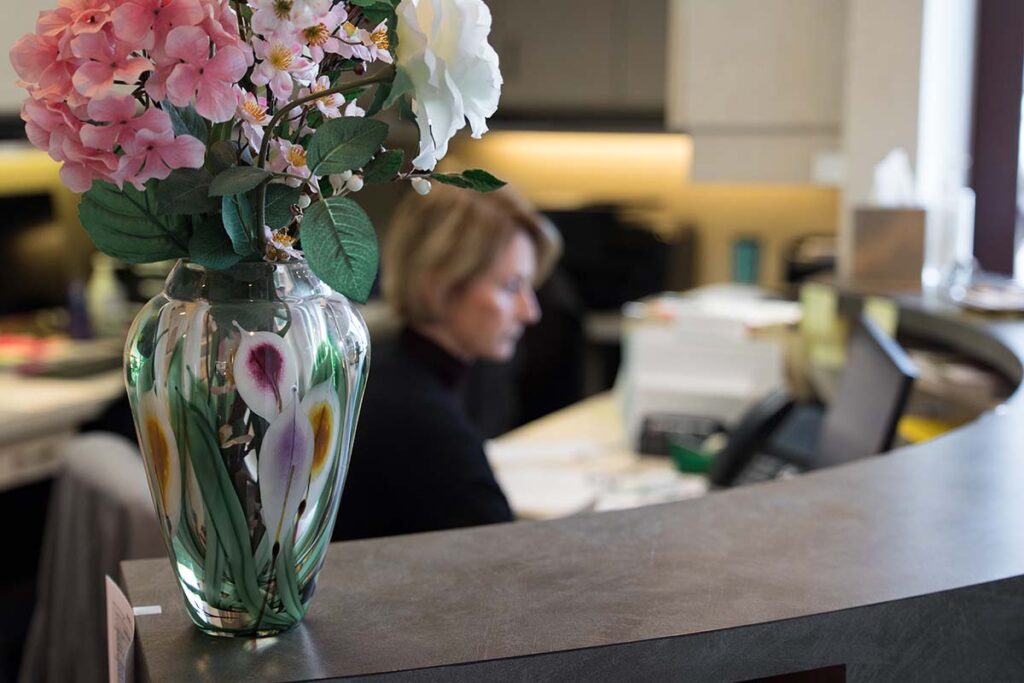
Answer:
[233, 325, 299, 421]
[138, 393, 182, 536]
[258, 387, 315, 544]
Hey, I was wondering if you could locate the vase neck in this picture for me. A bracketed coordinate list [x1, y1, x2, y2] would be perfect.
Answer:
[163, 259, 333, 303]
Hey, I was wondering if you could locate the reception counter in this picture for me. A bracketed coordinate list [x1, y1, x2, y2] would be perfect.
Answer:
[122, 296, 1024, 682]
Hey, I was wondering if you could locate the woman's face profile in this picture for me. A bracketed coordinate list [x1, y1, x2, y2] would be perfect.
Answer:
[443, 230, 541, 362]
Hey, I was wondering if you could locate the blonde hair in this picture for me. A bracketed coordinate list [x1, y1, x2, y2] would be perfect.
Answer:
[382, 183, 560, 325]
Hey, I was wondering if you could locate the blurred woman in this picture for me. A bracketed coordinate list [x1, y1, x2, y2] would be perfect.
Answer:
[333, 183, 560, 540]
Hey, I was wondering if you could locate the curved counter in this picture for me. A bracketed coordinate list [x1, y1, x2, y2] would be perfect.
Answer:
[123, 298, 1024, 682]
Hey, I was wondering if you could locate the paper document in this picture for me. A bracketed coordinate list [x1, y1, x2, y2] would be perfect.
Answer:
[493, 467, 597, 519]
[105, 576, 134, 683]
[486, 439, 605, 468]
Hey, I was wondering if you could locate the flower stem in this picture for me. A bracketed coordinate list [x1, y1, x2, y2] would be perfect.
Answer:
[252, 65, 397, 252]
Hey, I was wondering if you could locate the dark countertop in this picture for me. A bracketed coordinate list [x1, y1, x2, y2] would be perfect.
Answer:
[122, 295, 1024, 682]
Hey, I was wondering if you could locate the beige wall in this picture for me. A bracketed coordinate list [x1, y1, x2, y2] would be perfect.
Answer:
[447, 131, 839, 289]
[2, 2, 51, 114]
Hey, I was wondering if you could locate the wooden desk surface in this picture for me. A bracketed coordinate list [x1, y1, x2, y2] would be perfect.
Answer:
[123, 298, 1024, 682]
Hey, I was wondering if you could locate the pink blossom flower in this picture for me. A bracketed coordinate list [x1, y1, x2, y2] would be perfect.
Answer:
[298, 2, 348, 62]
[111, 0, 204, 52]
[359, 21, 394, 64]
[250, 0, 311, 40]
[236, 90, 270, 151]
[329, 20, 392, 64]
[343, 98, 366, 118]
[164, 26, 247, 123]
[79, 93, 168, 151]
[251, 37, 317, 103]
[9, 33, 75, 103]
[116, 115, 205, 190]
[267, 139, 314, 189]
[262, 224, 302, 260]
[303, 76, 343, 118]
[70, 31, 151, 98]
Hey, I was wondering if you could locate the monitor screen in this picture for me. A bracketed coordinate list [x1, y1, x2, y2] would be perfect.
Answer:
[815, 315, 918, 468]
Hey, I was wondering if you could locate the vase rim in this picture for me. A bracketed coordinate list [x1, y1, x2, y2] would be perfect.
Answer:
[164, 257, 336, 302]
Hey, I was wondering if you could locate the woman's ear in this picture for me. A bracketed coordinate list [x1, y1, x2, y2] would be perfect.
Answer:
[419, 271, 448, 323]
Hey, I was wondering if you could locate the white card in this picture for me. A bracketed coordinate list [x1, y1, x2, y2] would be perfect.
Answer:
[105, 576, 135, 683]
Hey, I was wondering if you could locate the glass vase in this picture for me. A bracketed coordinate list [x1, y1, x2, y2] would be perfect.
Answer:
[123, 259, 369, 637]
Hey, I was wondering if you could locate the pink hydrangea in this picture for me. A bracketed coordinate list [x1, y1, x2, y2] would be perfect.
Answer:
[9, 32, 76, 104]
[37, 0, 112, 52]
[116, 111, 206, 190]
[20, 98, 81, 157]
[79, 93, 169, 151]
[164, 26, 248, 122]
[58, 132, 120, 192]
[70, 30, 152, 98]
[111, 0, 204, 52]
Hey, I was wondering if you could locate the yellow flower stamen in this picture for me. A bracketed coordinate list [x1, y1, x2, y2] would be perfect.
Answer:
[268, 43, 294, 71]
[342, 21, 358, 37]
[241, 97, 269, 124]
[371, 26, 389, 51]
[272, 0, 293, 20]
[311, 81, 340, 107]
[286, 145, 307, 168]
[275, 232, 297, 248]
[303, 23, 330, 47]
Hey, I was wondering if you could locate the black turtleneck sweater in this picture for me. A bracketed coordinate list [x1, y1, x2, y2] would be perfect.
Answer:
[332, 328, 514, 541]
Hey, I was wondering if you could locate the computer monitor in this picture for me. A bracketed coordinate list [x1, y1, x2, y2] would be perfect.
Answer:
[813, 314, 918, 469]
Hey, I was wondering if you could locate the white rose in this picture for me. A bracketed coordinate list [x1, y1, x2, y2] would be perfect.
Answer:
[396, 0, 502, 170]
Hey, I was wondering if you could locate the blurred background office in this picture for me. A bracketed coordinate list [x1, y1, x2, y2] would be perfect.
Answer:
[3, 0, 1023, 680]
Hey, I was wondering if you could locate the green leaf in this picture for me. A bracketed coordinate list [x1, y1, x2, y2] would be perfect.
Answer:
[362, 149, 404, 183]
[222, 193, 259, 258]
[430, 169, 507, 193]
[188, 215, 242, 270]
[383, 68, 413, 110]
[79, 181, 190, 263]
[209, 166, 274, 197]
[265, 184, 301, 230]
[361, 1, 398, 31]
[301, 197, 379, 303]
[206, 141, 239, 175]
[364, 79, 392, 117]
[155, 168, 220, 215]
[306, 118, 389, 176]
[163, 102, 208, 143]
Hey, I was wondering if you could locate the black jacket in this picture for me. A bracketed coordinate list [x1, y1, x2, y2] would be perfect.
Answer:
[333, 328, 513, 541]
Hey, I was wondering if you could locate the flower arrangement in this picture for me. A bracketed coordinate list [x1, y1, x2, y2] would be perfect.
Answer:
[10, 0, 505, 303]
[10, 0, 506, 636]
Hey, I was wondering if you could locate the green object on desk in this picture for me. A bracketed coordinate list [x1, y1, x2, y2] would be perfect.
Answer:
[669, 441, 715, 474]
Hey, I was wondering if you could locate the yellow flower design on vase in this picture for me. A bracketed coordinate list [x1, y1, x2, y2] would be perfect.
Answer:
[295, 381, 341, 542]
[139, 394, 182, 537]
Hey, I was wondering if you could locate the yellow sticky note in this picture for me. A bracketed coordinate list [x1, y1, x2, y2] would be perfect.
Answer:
[863, 296, 899, 337]
[800, 283, 837, 337]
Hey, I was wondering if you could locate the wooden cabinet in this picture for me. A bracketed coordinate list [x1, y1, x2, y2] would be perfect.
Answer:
[667, 0, 847, 183]
[488, 0, 668, 116]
